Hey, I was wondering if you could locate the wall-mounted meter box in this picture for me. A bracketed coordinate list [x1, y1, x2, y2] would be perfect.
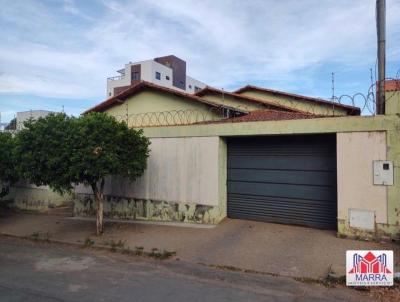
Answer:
[373, 160, 394, 186]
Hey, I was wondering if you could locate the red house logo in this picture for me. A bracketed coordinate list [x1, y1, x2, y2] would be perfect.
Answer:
[346, 250, 393, 286]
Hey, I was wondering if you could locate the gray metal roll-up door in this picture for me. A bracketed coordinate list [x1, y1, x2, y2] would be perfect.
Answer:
[227, 134, 337, 229]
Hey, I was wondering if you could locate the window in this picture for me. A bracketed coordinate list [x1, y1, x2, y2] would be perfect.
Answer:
[166, 75, 170, 80]
[132, 72, 140, 81]
[188, 85, 192, 89]
[222, 108, 246, 118]
[109, 92, 112, 96]
[155, 71, 161, 80]
[194, 86, 201, 93]
[222, 108, 231, 118]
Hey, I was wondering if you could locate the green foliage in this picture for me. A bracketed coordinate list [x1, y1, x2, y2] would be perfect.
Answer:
[15, 112, 150, 193]
[4, 118, 16, 131]
[0, 132, 18, 198]
[15, 113, 76, 194]
[71, 112, 150, 189]
[15, 112, 150, 234]
[84, 237, 95, 247]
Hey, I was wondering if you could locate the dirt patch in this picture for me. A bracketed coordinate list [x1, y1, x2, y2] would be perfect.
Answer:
[35, 256, 95, 272]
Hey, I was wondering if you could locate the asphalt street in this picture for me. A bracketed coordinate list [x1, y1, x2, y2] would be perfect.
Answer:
[0, 236, 376, 302]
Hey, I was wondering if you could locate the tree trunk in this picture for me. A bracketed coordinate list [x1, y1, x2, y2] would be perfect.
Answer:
[92, 179, 105, 236]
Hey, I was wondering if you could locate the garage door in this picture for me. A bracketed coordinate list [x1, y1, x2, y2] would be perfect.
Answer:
[227, 134, 337, 229]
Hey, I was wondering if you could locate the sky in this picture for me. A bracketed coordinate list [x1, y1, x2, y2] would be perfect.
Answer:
[0, 0, 399, 122]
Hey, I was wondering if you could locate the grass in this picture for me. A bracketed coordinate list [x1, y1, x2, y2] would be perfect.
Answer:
[83, 237, 95, 248]
[148, 248, 176, 260]
[102, 239, 126, 252]
[29, 231, 51, 242]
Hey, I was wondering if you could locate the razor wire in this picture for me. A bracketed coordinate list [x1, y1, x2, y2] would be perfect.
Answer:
[113, 107, 230, 128]
[1, 71, 399, 131]
[335, 75, 400, 115]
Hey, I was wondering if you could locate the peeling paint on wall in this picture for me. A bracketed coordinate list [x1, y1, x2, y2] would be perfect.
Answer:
[338, 219, 400, 241]
[4, 185, 73, 212]
[73, 194, 224, 224]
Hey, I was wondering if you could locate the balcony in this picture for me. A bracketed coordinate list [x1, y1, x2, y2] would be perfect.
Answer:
[107, 75, 125, 81]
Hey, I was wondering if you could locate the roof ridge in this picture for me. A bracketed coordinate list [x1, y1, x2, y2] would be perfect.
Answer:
[83, 81, 246, 114]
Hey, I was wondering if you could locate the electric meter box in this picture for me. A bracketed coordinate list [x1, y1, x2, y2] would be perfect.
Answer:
[373, 160, 394, 186]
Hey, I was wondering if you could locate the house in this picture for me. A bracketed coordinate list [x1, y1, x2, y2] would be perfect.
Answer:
[74, 78, 400, 242]
[86, 81, 249, 127]
[92, 80, 395, 241]
[10, 72, 399, 240]
[195, 86, 303, 113]
[106, 55, 206, 97]
[233, 85, 360, 116]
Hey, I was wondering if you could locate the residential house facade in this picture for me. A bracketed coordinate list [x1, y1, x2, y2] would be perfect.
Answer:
[75, 79, 400, 241]
[7, 65, 400, 241]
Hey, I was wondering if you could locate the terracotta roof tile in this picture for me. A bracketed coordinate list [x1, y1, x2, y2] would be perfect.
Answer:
[83, 81, 244, 114]
[384, 80, 400, 92]
[198, 109, 324, 125]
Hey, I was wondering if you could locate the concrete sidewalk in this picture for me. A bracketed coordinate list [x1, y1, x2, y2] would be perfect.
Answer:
[0, 212, 399, 279]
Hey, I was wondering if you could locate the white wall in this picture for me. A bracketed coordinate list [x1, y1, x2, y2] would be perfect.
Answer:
[16, 110, 53, 130]
[337, 132, 388, 224]
[149, 61, 174, 89]
[107, 59, 207, 96]
[75, 136, 220, 206]
[186, 75, 206, 93]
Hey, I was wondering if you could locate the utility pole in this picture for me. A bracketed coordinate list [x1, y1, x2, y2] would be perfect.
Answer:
[376, 0, 386, 115]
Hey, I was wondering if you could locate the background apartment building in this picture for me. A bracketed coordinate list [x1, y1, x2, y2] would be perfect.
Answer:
[107, 55, 206, 97]
[16, 110, 53, 130]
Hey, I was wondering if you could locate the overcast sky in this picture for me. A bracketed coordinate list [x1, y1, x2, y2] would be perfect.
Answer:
[0, 0, 399, 121]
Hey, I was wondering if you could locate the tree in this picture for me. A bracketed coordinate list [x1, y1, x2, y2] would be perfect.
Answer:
[16, 113, 150, 235]
[72, 113, 150, 234]
[5, 118, 16, 130]
[0, 132, 18, 198]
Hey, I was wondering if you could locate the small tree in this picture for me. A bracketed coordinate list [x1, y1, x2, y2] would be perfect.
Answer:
[0, 132, 17, 198]
[5, 118, 16, 131]
[72, 113, 150, 234]
[16, 113, 150, 235]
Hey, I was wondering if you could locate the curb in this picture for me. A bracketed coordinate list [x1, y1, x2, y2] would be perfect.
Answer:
[0, 232, 176, 260]
[2, 232, 399, 285]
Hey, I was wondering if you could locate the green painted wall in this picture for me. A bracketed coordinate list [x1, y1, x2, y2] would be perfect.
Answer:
[237, 90, 349, 116]
[385, 90, 400, 115]
[142, 114, 396, 138]
[4, 183, 73, 212]
[200, 93, 264, 112]
[105, 90, 221, 125]
[74, 194, 223, 224]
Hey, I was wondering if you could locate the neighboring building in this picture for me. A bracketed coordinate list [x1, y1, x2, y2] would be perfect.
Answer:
[195, 86, 298, 113]
[382, 79, 400, 115]
[195, 86, 359, 116]
[233, 85, 360, 116]
[0, 123, 7, 131]
[106, 55, 206, 97]
[16, 110, 53, 130]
